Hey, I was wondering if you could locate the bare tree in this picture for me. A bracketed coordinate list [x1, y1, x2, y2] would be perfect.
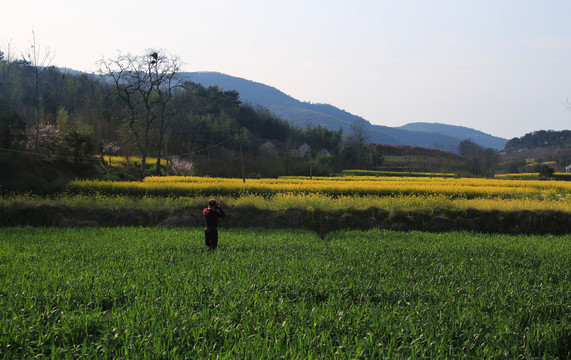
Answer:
[349, 118, 370, 145]
[150, 50, 182, 174]
[458, 139, 499, 177]
[0, 40, 17, 90]
[349, 118, 370, 168]
[22, 30, 54, 151]
[99, 49, 181, 175]
[301, 118, 314, 133]
[302, 118, 315, 178]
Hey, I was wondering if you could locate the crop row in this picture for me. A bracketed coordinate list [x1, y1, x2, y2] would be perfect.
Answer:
[4, 191, 571, 214]
[339, 169, 458, 177]
[67, 175, 571, 200]
[102, 155, 166, 167]
[1, 228, 569, 358]
[495, 172, 571, 181]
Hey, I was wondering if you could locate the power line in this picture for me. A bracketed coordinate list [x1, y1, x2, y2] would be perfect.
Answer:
[166, 126, 238, 135]
[164, 136, 235, 159]
[0, 134, 236, 162]
[0, 124, 245, 166]
[0, 147, 92, 160]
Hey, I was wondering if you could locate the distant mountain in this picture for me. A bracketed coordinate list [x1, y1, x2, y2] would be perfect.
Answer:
[182, 72, 507, 152]
[399, 122, 507, 150]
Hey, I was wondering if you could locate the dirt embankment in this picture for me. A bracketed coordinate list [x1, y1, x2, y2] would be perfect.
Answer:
[1, 202, 569, 235]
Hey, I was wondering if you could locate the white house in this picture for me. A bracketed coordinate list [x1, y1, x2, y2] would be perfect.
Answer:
[260, 140, 279, 155]
[290, 143, 311, 157]
[316, 148, 331, 157]
[260, 139, 287, 156]
[565, 164, 571, 173]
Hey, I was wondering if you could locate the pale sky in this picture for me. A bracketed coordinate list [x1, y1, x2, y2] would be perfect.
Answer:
[2, 0, 570, 139]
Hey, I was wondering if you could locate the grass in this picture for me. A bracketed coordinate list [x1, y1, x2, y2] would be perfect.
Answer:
[1, 227, 570, 358]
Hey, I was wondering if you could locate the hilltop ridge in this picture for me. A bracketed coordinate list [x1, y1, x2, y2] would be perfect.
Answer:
[184, 71, 508, 152]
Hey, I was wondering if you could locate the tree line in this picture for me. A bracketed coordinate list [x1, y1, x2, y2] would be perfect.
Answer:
[0, 48, 353, 177]
[505, 130, 571, 151]
[1, 45, 516, 178]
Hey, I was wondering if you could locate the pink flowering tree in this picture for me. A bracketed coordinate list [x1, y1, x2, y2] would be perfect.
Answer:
[27, 124, 62, 156]
[170, 156, 193, 176]
[101, 140, 120, 155]
[99, 140, 121, 166]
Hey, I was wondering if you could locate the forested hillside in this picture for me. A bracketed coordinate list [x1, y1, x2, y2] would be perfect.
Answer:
[496, 130, 571, 174]
[185, 72, 508, 151]
[505, 130, 571, 151]
[0, 55, 342, 181]
[0, 52, 508, 186]
[399, 122, 507, 150]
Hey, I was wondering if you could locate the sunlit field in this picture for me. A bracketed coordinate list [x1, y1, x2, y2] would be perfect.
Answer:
[102, 155, 167, 168]
[2, 174, 570, 357]
[61, 175, 571, 213]
[495, 172, 571, 181]
[1, 227, 569, 358]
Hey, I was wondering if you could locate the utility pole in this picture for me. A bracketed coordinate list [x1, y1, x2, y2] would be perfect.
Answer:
[238, 127, 246, 183]
[309, 145, 312, 180]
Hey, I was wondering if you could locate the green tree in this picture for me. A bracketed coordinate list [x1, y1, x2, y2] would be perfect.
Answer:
[537, 164, 555, 179]
[63, 129, 94, 166]
[55, 106, 70, 133]
[505, 130, 571, 151]
[0, 97, 25, 149]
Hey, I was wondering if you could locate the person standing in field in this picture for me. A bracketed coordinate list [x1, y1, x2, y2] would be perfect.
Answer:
[203, 199, 225, 250]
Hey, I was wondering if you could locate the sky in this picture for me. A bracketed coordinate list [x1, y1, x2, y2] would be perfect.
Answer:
[2, 0, 570, 139]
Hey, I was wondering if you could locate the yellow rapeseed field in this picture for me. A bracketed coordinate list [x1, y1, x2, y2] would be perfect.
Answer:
[66, 175, 571, 212]
[102, 155, 168, 167]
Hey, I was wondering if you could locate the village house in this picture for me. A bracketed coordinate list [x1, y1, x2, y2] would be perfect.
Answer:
[261, 141, 331, 158]
[260, 140, 284, 155]
[290, 143, 311, 157]
[316, 148, 331, 157]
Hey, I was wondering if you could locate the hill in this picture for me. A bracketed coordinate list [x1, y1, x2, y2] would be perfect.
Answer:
[184, 72, 507, 152]
[505, 130, 571, 151]
[399, 122, 508, 150]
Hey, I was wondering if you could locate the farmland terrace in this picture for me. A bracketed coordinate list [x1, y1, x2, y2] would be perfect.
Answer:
[2, 174, 570, 234]
[2, 199, 570, 235]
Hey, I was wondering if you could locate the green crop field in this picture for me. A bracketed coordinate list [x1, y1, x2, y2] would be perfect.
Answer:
[1, 227, 569, 358]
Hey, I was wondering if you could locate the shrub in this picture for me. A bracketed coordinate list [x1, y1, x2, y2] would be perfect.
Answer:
[538, 164, 555, 179]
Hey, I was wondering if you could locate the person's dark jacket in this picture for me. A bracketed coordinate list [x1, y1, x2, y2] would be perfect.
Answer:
[203, 207, 225, 230]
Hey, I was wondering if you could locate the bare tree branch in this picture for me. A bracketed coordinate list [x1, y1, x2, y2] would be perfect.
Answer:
[0, 40, 17, 89]
[22, 29, 55, 151]
[99, 49, 182, 175]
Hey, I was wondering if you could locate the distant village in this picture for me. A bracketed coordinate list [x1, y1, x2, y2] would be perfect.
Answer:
[260, 140, 331, 158]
